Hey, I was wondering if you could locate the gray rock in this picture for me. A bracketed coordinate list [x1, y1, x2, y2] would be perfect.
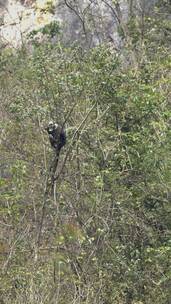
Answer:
[0, 0, 157, 48]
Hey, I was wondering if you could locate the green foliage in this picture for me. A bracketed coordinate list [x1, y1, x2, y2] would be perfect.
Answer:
[0, 2, 171, 302]
[29, 21, 60, 40]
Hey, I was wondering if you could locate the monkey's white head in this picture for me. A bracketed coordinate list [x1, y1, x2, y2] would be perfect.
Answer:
[54, 123, 58, 129]
[48, 121, 58, 131]
[48, 121, 54, 131]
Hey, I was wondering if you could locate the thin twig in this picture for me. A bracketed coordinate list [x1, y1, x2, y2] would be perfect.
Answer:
[55, 102, 97, 181]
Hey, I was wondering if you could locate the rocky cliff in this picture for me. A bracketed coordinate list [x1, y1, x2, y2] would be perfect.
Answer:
[0, 0, 156, 48]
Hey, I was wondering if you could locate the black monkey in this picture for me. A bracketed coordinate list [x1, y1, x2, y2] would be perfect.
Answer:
[46, 121, 66, 152]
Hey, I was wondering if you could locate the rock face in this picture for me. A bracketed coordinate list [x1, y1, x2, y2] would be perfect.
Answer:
[0, 0, 55, 47]
[0, 0, 156, 48]
[54, 0, 124, 48]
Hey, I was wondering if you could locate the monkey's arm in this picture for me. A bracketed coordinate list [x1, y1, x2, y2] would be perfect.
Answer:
[49, 134, 58, 148]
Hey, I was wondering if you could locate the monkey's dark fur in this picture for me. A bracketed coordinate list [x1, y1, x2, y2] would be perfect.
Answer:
[46, 122, 66, 152]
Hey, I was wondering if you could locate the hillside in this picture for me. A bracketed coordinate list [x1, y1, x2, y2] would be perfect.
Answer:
[0, 1, 171, 303]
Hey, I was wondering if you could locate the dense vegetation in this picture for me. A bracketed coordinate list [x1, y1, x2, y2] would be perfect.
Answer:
[0, 1, 171, 303]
